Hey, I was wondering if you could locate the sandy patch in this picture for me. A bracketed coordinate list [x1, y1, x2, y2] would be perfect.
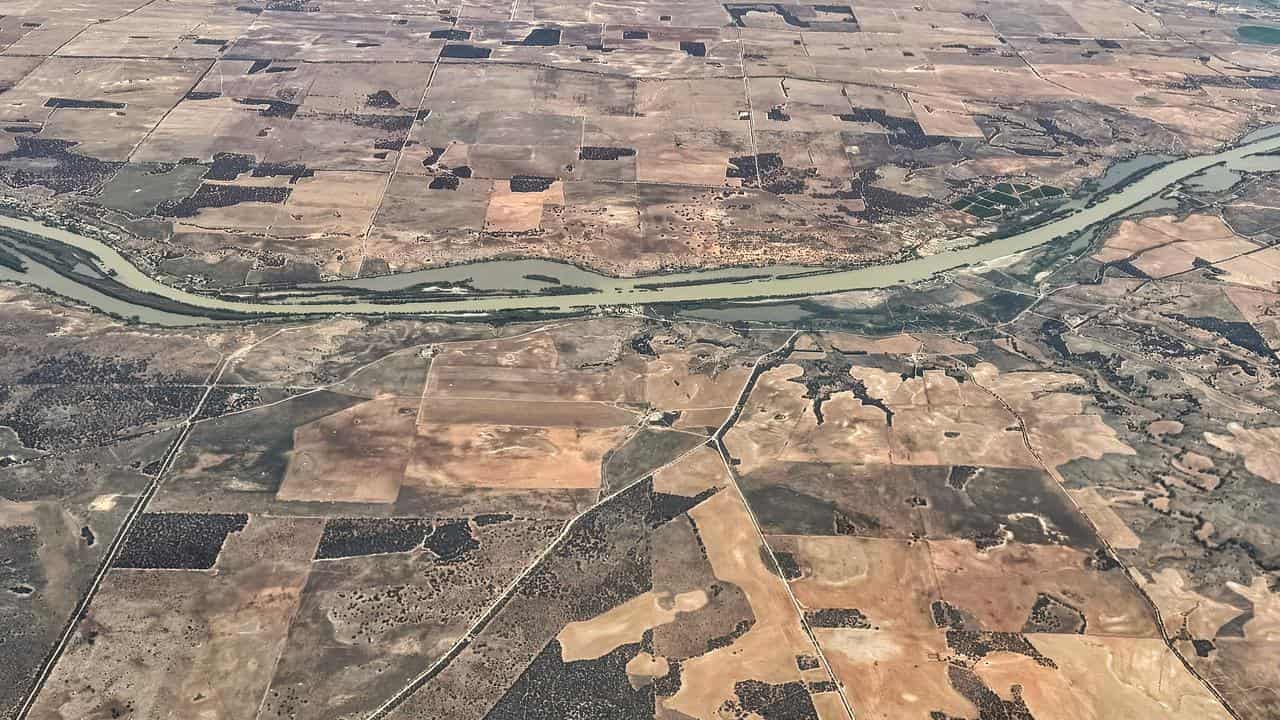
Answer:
[1205, 423, 1280, 484]
[558, 589, 708, 662]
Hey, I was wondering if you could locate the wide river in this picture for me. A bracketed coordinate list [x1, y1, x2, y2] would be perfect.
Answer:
[3, 126, 1280, 326]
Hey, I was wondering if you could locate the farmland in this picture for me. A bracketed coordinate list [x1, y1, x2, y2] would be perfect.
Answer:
[4, 0, 1280, 718]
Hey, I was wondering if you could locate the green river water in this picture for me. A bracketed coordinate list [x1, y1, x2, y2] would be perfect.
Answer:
[2, 126, 1279, 326]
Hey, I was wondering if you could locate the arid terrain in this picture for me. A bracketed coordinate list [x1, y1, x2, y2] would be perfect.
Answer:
[3, 0, 1280, 718]
[2, 0, 1280, 279]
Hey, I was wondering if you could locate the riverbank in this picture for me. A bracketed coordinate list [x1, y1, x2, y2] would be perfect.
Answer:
[2, 126, 1280, 326]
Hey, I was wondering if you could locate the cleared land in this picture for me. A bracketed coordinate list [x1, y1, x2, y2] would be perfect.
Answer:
[5, 0, 1280, 718]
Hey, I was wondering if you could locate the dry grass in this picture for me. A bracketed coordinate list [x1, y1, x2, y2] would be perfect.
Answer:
[665, 489, 813, 718]
[28, 516, 323, 720]
[406, 423, 628, 490]
[643, 351, 753, 409]
[778, 393, 894, 464]
[652, 445, 727, 497]
[1225, 287, 1280, 351]
[770, 535, 940, 631]
[979, 635, 1234, 720]
[276, 397, 417, 504]
[1094, 214, 1257, 278]
[483, 181, 564, 232]
[557, 590, 708, 662]
[1218, 248, 1280, 291]
[819, 629, 976, 720]
[1205, 423, 1280, 484]
[1136, 567, 1243, 640]
[1066, 488, 1142, 550]
[722, 364, 810, 473]
[417, 397, 638, 428]
[0, 57, 208, 160]
[928, 539, 1159, 637]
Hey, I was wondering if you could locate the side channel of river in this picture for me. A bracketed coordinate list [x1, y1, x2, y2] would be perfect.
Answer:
[3, 126, 1280, 326]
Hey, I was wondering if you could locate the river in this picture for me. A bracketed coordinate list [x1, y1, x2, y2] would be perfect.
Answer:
[3, 127, 1280, 326]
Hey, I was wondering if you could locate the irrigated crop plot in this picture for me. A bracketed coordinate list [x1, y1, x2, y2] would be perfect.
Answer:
[5, 0, 1274, 281]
